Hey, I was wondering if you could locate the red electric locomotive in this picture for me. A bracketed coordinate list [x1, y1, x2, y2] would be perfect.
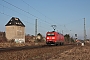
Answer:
[46, 31, 64, 45]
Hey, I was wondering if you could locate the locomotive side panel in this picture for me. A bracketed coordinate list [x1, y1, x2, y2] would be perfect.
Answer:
[59, 34, 65, 42]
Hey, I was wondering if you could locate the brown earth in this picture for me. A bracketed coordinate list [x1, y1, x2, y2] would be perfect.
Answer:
[0, 42, 46, 48]
[0, 43, 90, 60]
[48, 43, 90, 60]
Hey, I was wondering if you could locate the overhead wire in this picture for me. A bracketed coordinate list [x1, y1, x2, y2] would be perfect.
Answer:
[0, 10, 50, 32]
[65, 19, 83, 25]
[1, 0, 63, 32]
[21, 0, 63, 26]
[0, 2, 50, 31]
[0, 3, 48, 30]
[1, 0, 85, 35]
[21, 0, 55, 25]
[2, 0, 52, 25]
[1, 0, 52, 33]
[0, 11, 11, 17]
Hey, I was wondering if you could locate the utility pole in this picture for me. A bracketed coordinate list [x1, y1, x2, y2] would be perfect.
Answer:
[35, 19, 37, 40]
[84, 18, 86, 41]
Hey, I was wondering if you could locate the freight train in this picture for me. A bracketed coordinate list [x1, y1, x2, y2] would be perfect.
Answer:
[46, 31, 65, 45]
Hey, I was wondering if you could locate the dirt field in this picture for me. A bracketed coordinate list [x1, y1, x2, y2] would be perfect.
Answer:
[49, 43, 90, 60]
[0, 43, 90, 60]
[0, 42, 46, 48]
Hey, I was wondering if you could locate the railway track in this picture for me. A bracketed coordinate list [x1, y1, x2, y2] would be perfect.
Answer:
[0, 45, 46, 52]
[0, 43, 75, 52]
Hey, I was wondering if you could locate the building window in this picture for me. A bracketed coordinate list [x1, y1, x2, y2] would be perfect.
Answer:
[9, 23, 11, 24]
[11, 20, 12, 21]
[18, 23, 20, 24]
[15, 18, 18, 20]
[16, 22, 18, 24]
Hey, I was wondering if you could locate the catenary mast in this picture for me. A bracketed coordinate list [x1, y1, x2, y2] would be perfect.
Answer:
[84, 18, 86, 41]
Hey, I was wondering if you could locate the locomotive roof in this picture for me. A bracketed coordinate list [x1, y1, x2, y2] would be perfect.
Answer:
[47, 31, 55, 32]
[5, 17, 25, 27]
[47, 31, 63, 35]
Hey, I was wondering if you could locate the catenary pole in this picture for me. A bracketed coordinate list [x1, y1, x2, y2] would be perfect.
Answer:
[35, 19, 37, 41]
[84, 18, 86, 41]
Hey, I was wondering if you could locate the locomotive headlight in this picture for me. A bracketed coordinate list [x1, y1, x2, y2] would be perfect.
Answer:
[52, 37, 55, 39]
[47, 37, 49, 39]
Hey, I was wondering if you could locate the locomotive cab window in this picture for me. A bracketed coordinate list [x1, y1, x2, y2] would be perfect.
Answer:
[47, 33, 55, 36]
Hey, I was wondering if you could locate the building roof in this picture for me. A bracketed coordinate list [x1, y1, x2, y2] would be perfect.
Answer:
[5, 17, 25, 27]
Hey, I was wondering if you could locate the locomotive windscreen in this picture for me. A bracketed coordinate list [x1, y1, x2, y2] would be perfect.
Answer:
[47, 33, 55, 36]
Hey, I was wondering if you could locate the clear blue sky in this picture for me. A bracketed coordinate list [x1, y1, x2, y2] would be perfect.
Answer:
[0, 0, 90, 39]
